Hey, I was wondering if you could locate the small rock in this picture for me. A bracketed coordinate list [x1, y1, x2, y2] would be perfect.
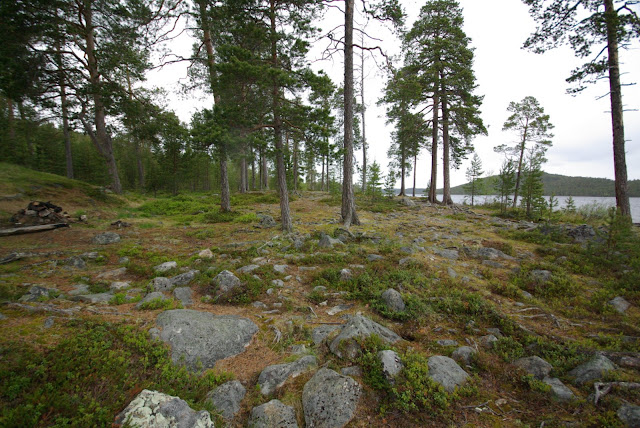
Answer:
[72, 292, 113, 304]
[154, 261, 178, 273]
[617, 404, 640, 427]
[115, 389, 214, 428]
[253, 301, 268, 309]
[543, 377, 576, 402]
[257, 214, 278, 229]
[169, 270, 199, 286]
[19, 286, 55, 302]
[451, 346, 476, 366]
[258, 355, 317, 395]
[398, 257, 416, 266]
[273, 264, 288, 274]
[110, 281, 129, 292]
[206, 380, 246, 421]
[118, 256, 129, 264]
[318, 235, 344, 249]
[249, 399, 298, 428]
[329, 315, 401, 359]
[312, 324, 341, 345]
[66, 256, 87, 269]
[327, 304, 352, 316]
[237, 264, 260, 274]
[428, 355, 470, 392]
[80, 252, 100, 260]
[151, 277, 173, 292]
[199, 249, 214, 259]
[568, 355, 617, 385]
[96, 267, 127, 279]
[486, 328, 503, 337]
[91, 232, 120, 245]
[437, 339, 459, 347]
[367, 254, 383, 262]
[340, 268, 352, 281]
[173, 287, 193, 307]
[447, 267, 458, 278]
[514, 356, 553, 380]
[433, 248, 459, 260]
[401, 197, 416, 207]
[136, 291, 170, 309]
[43, 317, 54, 329]
[213, 270, 243, 297]
[479, 334, 498, 348]
[531, 270, 552, 284]
[378, 350, 403, 383]
[68, 283, 90, 296]
[381, 288, 405, 313]
[482, 260, 504, 269]
[271, 279, 284, 287]
[609, 296, 631, 314]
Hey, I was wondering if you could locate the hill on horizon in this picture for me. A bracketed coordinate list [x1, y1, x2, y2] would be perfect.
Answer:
[441, 172, 640, 197]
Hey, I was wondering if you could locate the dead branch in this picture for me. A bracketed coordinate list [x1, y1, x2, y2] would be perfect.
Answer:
[0, 223, 70, 237]
[593, 382, 640, 404]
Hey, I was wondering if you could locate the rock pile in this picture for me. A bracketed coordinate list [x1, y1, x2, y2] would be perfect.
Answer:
[10, 201, 70, 225]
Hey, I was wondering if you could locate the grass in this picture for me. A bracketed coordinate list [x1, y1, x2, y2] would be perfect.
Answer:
[0, 320, 230, 427]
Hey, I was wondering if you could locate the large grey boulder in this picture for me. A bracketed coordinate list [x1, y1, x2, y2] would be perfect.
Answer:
[568, 354, 617, 385]
[92, 232, 120, 245]
[567, 224, 596, 243]
[464, 247, 515, 261]
[249, 399, 298, 428]
[531, 270, 552, 284]
[329, 315, 402, 359]
[367, 254, 383, 262]
[170, 270, 199, 286]
[427, 355, 470, 393]
[381, 288, 405, 312]
[514, 356, 553, 380]
[542, 377, 576, 402]
[154, 261, 177, 273]
[154, 309, 258, 371]
[66, 256, 87, 269]
[302, 368, 361, 428]
[618, 404, 640, 427]
[237, 264, 260, 274]
[72, 292, 113, 304]
[311, 324, 341, 345]
[115, 389, 214, 428]
[401, 197, 416, 207]
[257, 214, 278, 229]
[433, 248, 459, 260]
[258, 355, 317, 395]
[206, 380, 246, 421]
[212, 270, 243, 297]
[378, 350, 403, 383]
[151, 277, 173, 292]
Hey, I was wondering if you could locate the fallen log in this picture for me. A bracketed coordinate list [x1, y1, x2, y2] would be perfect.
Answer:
[0, 223, 69, 237]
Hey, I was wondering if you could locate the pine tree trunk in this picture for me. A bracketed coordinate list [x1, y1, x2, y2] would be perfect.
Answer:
[442, 94, 452, 205]
[412, 154, 417, 197]
[605, 0, 630, 217]
[220, 151, 231, 212]
[83, 3, 122, 194]
[7, 98, 16, 147]
[429, 89, 439, 203]
[293, 138, 299, 191]
[360, 37, 367, 193]
[513, 121, 528, 209]
[341, 0, 360, 227]
[56, 43, 74, 179]
[261, 147, 269, 190]
[399, 144, 406, 196]
[251, 152, 256, 190]
[135, 141, 144, 189]
[240, 153, 247, 193]
[270, 0, 292, 232]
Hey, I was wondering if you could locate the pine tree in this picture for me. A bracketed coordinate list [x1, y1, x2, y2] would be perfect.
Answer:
[463, 153, 483, 207]
[496, 158, 517, 214]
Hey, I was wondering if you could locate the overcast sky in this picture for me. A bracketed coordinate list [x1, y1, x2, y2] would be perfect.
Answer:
[149, 0, 640, 189]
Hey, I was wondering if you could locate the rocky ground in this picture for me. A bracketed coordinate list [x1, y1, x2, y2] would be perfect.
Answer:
[1, 189, 639, 427]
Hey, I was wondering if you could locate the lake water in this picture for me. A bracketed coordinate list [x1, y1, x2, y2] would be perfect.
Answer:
[444, 194, 640, 223]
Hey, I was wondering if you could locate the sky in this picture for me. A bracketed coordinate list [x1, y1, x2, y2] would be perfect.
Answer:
[148, 0, 640, 189]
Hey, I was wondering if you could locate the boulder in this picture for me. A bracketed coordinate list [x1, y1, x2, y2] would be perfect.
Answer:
[212, 270, 243, 297]
[367, 254, 383, 262]
[451, 346, 476, 366]
[96, 267, 127, 279]
[302, 368, 361, 428]
[514, 356, 553, 380]
[329, 315, 401, 359]
[198, 249, 214, 259]
[66, 256, 87, 269]
[568, 354, 617, 385]
[154, 309, 258, 371]
[401, 197, 416, 207]
[567, 224, 596, 243]
[154, 261, 177, 273]
[258, 355, 317, 395]
[427, 355, 470, 393]
[479, 334, 498, 348]
[68, 283, 90, 296]
[92, 232, 120, 245]
[378, 350, 403, 383]
[169, 270, 199, 286]
[617, 404, 640, 428]
[465, 247, 515, 261]
[206, 380, 246, 421]
[433, 248, 459, 260]
[609, 296, 631, 314]
[340, 268, 352, 281]
[341, 366, 362, 377]
[381, 288, 405, 312]
[136, 291, 170, 309]
[257, 214, 277, 228]
[110, 281, 129, 292]
[237, 264, 260, 274]
[151, 277, 173, 292]
[437, 340, 458, 347]
[173, 287, 193, 307]
[19, 286, 56, 302]
[531, 270, 552, 284]
[249, 399, 298, 428]
[318, 235, 344, 249]
[312, 324, 341, 345]
[72, 292, 113, 304]
[115, 389, 213, 428]
[273, 264, 288, 274]
[542, 377, 576, 402]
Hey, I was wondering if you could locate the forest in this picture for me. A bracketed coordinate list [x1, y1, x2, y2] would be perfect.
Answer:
[1, 0, 638, 224]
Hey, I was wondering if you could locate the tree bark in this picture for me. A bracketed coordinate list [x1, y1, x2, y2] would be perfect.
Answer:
[7, 98, 16, 147]
[429, 88, 439, 203]
[442, 93, 452, 205]
[82, 2, 122, 194]
[341, 0, 360, 227]
[240, 151, 247, 193]
[605, 0, 630, 217]
[270, 0, 292, 232]
[512, 121, 528, 209]
[220, 150, 231, 212]
[399, 144, 406, 196]
[360, 35, 367, 193]
[293, 137, 299, 191]
[412, 153, 417, 197]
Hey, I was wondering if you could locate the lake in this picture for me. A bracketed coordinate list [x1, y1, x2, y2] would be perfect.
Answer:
[443, 194, 640, 223]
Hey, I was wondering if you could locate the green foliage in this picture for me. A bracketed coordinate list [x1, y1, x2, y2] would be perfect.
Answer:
[463, 153, 484, 206]
[366, 160, 383, 201]
[109, 293, 128, 305]
[495, 158, 516, 214]
[0, 320, 230, 427]
[493, 336, 525, 362]
[520, 374, 551, 393]
[138, 297, 176, 311]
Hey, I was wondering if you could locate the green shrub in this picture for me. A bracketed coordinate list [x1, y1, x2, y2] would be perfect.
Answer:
[493, 336, 525, 362]
[138, 297, 176, 310]
[109, 293, 128, 305]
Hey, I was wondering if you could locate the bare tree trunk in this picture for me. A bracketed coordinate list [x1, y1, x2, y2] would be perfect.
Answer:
[293, 137, 299, 191]
[261, 147, 269, 190]
[360, 34, 367, 193]
[270, 0, 292, 232]
[82, 3, 122, 193]
[240, 153, 247, 193]
[412, 154, 417, 197]
[321, 155, 325, 191]
[220, 151, 231, 212]
[442, 93, 453, 205]
[251, 149, 256, 190]
[512, 124, 528, 209]
[429, 90, 439, 203]
[7, 98, 16, 146]
[399, 145, 406, 196]
[341, 0, 360, 227]
[605, 0, 630, 217]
